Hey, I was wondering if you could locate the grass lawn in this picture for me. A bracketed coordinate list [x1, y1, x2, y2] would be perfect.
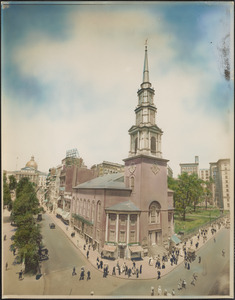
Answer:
[174, 208, 228, 234]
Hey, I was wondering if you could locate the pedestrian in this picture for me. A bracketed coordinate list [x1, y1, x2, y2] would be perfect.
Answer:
[198, 256, 201, 263]
[172, 289, 175, 296]
[88, 244, 91, 250]
[184, 261, 187, 268]
[157, 285, 162, 295]
[164, 289, 168, 296]
[140, 264, 142, 274]
[193, 273, 198, 281]
[4, 235, 6, 241]
[157, 270, 161, 279]
[118, 266, 121, 275]
[100, 260, 103, 269]
[151, 286, 154, 296]
[112, 266, 116, 275]
[136, 268, 139, 278]
[87, 270, 91, 280]
[87, 250, 89, 259]
[19, 270, 23, 280]
[84, 244, 86, 250]
[72, 266, 76, 276]
[90, 291, 94, 296]
[178, 282, 181, 290]
[128, 268, 131, 278]
[187, 262, 190, 270]
[13, 248, 16, 255]
[80, 269, 84, 280]
[191, 279, 195, 286]
[133, 261, 136, 268]
[182, 279, 187, 289]
[222, 249, 225, 257]
[162, 262, 165, 269]
[6, 262, 8, 270]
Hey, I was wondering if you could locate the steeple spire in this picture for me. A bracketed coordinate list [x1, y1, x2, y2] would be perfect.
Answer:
[143, 39, 149, 83]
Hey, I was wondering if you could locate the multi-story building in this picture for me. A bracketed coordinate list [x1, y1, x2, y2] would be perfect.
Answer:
[5, 156, 47, 200]
[71, 45, 174, 259]
[91, 161, 124, 177]
[180, 156, 199, 175]
[199, 169, 210, 182]
[167, 165, 173, 178]
[210, 159, 231, 210]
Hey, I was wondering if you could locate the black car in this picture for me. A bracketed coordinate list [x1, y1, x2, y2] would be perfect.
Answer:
[49, 223, 55, 229]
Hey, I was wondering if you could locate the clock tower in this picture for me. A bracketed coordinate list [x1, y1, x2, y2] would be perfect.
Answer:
[123, 44, 173, 249]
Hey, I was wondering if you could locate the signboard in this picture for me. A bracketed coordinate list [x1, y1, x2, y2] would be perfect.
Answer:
[66, 148, 79, 158]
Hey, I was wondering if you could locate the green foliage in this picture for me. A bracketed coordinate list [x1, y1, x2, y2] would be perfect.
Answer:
[3, 173, 13, 210]
[11, 177, 42, 273]
[9, 175, 17, 190]
[174, 173, 204, 221]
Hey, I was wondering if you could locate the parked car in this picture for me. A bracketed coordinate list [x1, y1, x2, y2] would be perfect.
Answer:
[49, 223, 55, 229]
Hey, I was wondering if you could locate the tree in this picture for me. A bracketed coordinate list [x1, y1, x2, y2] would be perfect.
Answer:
[3, 173, 13, 210]
[168, 176, 179, 208]
[9, 175, 17, 191]
[202, 177, 214, 209]
[11, 177, 42, 273]
[174, 172, 204, 221]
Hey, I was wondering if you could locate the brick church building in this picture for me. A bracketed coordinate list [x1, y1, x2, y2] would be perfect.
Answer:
[70, 45, 174, 259]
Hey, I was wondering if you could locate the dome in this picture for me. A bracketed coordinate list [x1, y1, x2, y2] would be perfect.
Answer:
[25, 156, 38, 170]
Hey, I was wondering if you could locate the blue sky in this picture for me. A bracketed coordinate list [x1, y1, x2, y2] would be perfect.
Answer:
[1, 1, 234, 176]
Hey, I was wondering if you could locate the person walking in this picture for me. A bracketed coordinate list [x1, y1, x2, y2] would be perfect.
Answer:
[4, 234, 6, 241]
[140, 264, 142, 274]
[112, 266, 116, 276]
[5, 262, 8, 270]
[72, 266, 76, 276]
[87, 250, 89, 259]
[100, 260, 103, 269]
[136, 268, 139, 278]
[222, 249, 225, 257]
[198, 256, 201, 263]
[87, 270, 91, 280]
[19, 270, 23, 280]
[157, 270, 161, 280]
[151, 286, 154, 296]
[171, 289, 175, 296]
[157, 285, 162, 295]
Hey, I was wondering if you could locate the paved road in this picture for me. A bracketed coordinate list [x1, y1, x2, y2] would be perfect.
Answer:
[41, 214, 230, 297]
[110, 227, 230, 296]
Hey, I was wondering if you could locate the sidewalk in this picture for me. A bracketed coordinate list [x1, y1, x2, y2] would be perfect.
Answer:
[2, 209, 44, 297]
[48, 209, 229, 280]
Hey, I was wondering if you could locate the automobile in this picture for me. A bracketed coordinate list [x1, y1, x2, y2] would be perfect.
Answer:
[49, 223, 55, 229]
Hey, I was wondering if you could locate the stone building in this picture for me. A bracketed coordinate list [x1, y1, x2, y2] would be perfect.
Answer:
[70, 45, 174, 259]
[91, 161, 124, 177]
[180, 156, 199, 175]
[210, 159, 231, 210]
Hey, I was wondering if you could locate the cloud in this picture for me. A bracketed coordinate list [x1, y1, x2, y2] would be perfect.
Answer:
[2, 5, 233, 176]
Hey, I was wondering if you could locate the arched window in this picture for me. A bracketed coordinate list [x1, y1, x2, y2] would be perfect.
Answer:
[80, 199, 82, 214]
[87, 200, 90, 218]
[97, 201, 101, 222]
[130, 176, 135, 188]
[151, 137, 156, 153]
[76, 198, 79, 214]
[83, 200, 86, 216]
[135, 137, 138, 154]
[149, 201, 161, 224]
[91, 201, 95, 222]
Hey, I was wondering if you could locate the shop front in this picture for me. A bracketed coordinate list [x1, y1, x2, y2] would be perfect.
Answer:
[129, 245, 144, 260]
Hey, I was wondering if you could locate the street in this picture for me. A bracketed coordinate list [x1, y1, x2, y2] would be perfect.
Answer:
[3, 210, 231, 297]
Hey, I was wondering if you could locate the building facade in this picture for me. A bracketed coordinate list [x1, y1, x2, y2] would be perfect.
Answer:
[210, 159, 231, 210]
[71, 45, 174, 259]
[180, 156, 199, 175]
[91, 161, 125, 177]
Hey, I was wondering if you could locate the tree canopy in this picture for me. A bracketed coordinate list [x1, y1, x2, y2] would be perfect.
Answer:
[3, 173, 13, 210]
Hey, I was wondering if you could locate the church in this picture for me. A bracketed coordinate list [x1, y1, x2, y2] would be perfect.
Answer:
[70, 45, 174, 259]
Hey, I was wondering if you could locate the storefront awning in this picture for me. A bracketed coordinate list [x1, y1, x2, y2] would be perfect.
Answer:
[129, 245, 143, 253]
[56, 208, 63, 216]
[61, 211, 70, 220]
[171, 234, 181, 245]
[103, 244, 117, 252]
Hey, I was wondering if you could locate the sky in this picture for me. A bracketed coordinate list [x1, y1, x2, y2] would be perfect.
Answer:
[1, 1, 234, 177]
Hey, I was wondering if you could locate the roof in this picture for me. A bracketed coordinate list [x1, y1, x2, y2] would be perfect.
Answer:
[129, 245, 143, 253]
[106, 200, 140, 212]
[103, 244, 117, 252]
[74, 172, 130, 190]
[171, 234, 181, 245]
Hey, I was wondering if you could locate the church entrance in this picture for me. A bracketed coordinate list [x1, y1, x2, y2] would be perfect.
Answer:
[119, 246, 125, 258]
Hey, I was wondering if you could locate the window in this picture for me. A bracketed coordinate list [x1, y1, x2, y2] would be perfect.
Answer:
[130, 231, 135, 242]
[151, 137, 156, 153]
[109, 230, 115, 242]
[87, 200, 90, 218]
[110, 214, 116, 225]
[83, 200, 86, 216]
[91, 202, 95, 222]
[120, 215, 126, 225]
[120, 231, 126, 242]
[135, 138, 138, 154]
[130, 215, 136, 226]
[130, 176, 135, 188]
[97, 201, 101, 222]
[149, 201, 161, 224]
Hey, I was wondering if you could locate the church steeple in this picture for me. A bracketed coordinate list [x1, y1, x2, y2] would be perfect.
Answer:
[143, 45, 149, 84]
[128, 43, 163, 158]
